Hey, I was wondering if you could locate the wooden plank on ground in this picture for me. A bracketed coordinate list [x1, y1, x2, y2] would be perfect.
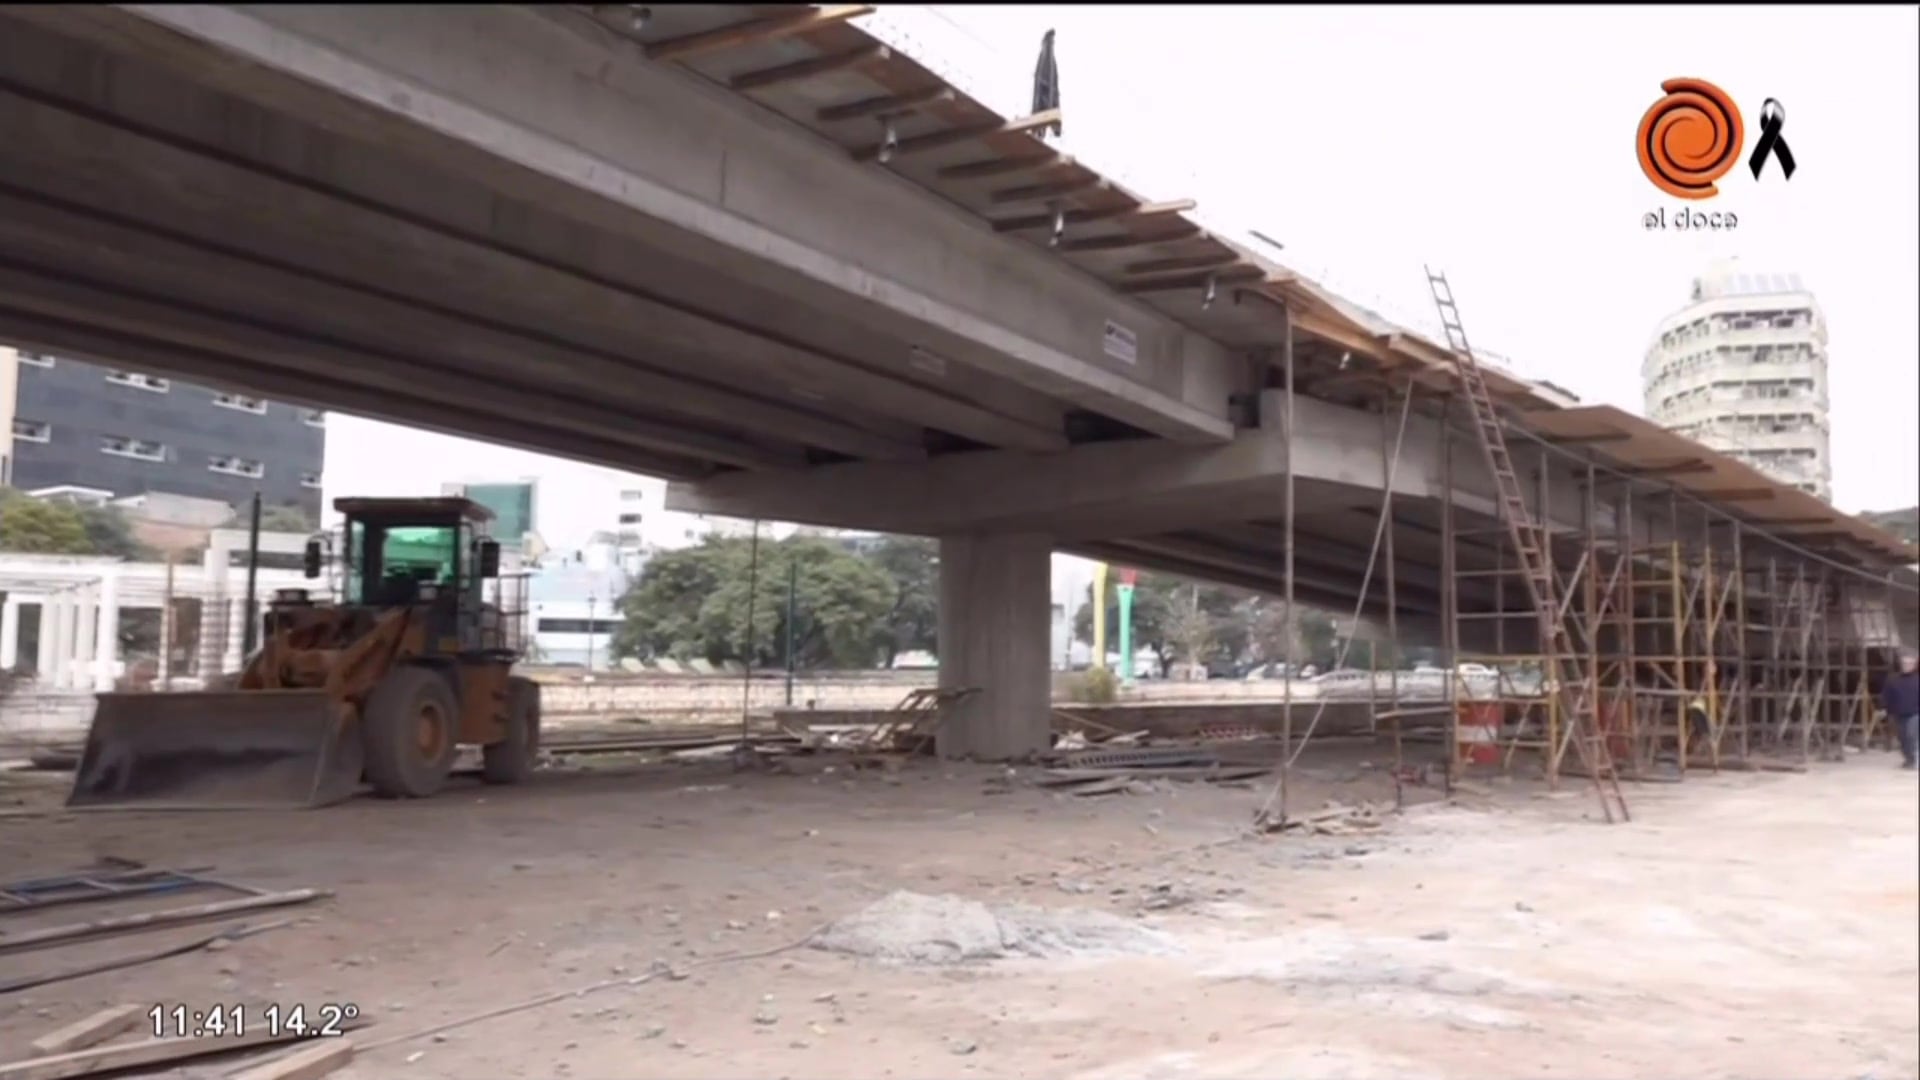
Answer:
[0, 1025, 326, 1080]
[230, 1038, 356, 1080]
[1037, 765, 1271, 787]
[27, 1006, 143, 1056]
[0, 889, 327, 956]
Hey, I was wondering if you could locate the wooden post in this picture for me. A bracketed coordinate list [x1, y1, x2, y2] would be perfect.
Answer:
[1279, 302, 1297, 824]
[1382, 389, 1400, 717]
[1440, 400, 1457, 794]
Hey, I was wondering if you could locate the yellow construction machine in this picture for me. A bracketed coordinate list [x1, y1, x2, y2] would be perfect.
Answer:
[68, 497, 541, 809]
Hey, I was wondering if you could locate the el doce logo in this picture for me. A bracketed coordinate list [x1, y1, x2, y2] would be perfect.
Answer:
[1637, 77, 1796, 230]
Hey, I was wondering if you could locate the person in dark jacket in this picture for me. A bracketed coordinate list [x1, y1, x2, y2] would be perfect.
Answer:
[1883, 652, 1920, 769]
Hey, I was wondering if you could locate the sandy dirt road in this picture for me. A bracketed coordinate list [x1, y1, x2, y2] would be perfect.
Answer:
[2, 744, 1915, 1079]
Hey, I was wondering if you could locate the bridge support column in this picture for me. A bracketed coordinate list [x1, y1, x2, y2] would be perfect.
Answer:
[936, 533, 1052, 761]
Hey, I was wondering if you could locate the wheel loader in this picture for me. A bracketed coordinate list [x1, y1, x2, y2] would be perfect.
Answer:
[67, 496, 542, 810]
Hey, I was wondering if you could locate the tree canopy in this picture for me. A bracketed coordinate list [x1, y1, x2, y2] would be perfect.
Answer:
[612, 534, 900, 669]
[1072, 571, 1344, 674]
[864, 535, 938, 665]
[255, 502, 319, 534]
[0, 487, 162, 558]
[0, 488, 93, 553]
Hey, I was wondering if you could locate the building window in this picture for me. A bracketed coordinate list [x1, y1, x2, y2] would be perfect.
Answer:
[618, 512, 643, 525]
[300, 471, 323, 489]
[102, 435, 167, 461]
[18, 350, 54, 367]
[10, 418, 50, 443]
[212, 391, 268, 414]
[301, 409, 326, 427]
[105, 370, 171, 392]
[209, 454, 265, 478]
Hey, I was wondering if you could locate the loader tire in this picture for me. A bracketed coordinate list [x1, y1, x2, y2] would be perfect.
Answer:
[362, 666, 459, 799]
[482, 677, 541, 785]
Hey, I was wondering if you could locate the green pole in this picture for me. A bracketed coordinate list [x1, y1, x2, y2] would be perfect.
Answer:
[1117, 582, 1135, 682]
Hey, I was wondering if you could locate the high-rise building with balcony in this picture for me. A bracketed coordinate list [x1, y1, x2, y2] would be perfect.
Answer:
[1643, 259, 1833, 502]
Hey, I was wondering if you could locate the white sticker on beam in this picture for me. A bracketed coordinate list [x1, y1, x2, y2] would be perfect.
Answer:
[1103, 321, 1138, 365]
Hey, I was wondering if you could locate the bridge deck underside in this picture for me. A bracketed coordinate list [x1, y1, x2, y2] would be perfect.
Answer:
[0, 8, 1108, 482]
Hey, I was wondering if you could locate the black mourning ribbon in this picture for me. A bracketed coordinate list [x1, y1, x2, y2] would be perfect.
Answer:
[1748, 97, 1796, 180]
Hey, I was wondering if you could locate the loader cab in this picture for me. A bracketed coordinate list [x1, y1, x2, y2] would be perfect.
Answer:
[321, 498, 502, 645]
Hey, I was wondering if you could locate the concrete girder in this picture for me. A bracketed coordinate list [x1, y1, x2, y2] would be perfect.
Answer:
[1118, 534, 1442, 617]
[0, 69, 1054, 459]
[0, 259, 801, 474]
[0, 305, 718, 482]
[666, 388, 1614, 542]
[0, 176, 910, 464]
[666, 418, 1291, 537]
[22, 4, 1239, 444]
[1066, 538, 1448, 645]
[1158, 528, 1456, 610]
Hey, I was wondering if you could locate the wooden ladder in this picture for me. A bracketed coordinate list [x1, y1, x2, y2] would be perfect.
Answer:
[1425, 268, 1630, 823]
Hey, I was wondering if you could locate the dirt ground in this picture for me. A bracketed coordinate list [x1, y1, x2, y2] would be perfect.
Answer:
[2, 741, 1916, 1080]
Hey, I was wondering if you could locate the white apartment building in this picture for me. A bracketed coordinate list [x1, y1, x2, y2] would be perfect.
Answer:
[1643, 258, 1833, 501]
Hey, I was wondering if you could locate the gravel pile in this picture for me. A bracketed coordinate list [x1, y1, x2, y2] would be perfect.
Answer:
[813, 890, 1180, 965]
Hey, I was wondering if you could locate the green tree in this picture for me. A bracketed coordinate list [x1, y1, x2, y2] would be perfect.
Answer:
[1071, 572, 1245, 675]
[614, 534, 896, 669]
[1299, 608, 1339, 668]
[0, 488, 93, 553]
[1166, 583, 1216, 673]
[77, 504, 156, 560]
[256, 502, 318, 534]
[865, 534, 938, 665]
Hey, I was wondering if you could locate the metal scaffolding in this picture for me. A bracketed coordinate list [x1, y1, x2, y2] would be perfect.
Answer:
[1431, 430, 1912, 800]
[1415, 275, 1917, 817]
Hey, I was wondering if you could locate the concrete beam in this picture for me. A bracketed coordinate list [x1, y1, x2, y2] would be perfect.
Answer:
[53, 4, 1238, 444]
[667, 421, 1291, 537]
[0, 73, 1034, 458]
[666, 389, 1608, 540]
[0, 306, 715, 482]
[0, 259, 805, 473]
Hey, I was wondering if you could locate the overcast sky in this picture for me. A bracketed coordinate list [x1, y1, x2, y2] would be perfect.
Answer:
[326, 4, 1920, 547]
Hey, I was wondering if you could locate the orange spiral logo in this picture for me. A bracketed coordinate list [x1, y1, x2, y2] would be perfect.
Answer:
[1637, 78, 1745, 200]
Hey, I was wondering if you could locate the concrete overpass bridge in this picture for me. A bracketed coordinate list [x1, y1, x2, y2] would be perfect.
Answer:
[1, 4, 1912, 761]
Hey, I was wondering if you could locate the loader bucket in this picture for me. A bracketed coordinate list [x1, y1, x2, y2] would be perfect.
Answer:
[67, 691, 363, 810]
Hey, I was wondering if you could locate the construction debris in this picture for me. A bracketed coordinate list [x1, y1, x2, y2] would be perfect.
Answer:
[0, 919, 299, 996]
[1029, 737, 1275, 795]
[1, 862, 229, 914]
[0, 888, 327, 956]
[771, 687, 978, 762]
[811, 891, 1179, 965]
[26, 1006, 144, 1057]
[229, 1037, 357, 1080]
[0, 1008, 366, 1080]
[1255, 800, 1391, 836]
